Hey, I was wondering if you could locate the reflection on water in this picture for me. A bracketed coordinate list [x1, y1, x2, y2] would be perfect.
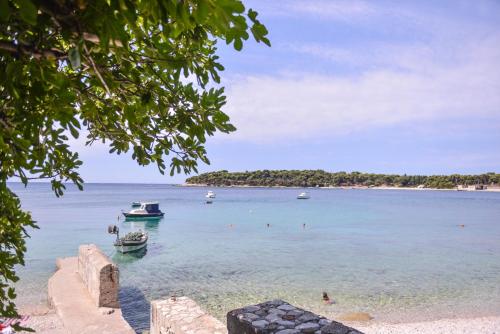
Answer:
[122, 218, 161, 233]
[11, 183, 500, 328]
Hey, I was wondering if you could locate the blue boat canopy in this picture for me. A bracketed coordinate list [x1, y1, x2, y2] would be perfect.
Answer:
[144, 203, 160, 213]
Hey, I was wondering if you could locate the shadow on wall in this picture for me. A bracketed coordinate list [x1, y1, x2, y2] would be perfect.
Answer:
[120, 286, 150, 333]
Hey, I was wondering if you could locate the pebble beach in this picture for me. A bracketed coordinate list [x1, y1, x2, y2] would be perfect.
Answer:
[356, 316, 500, 334]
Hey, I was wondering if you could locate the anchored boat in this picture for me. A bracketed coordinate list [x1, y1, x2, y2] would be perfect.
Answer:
[297, 192, 310, 199]
[123, 201, 164, 219]
[206, 191, 216, 199]
[108, 225, 148, 253]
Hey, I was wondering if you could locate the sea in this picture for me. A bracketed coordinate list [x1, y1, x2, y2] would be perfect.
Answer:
[9, 183, 500, 332]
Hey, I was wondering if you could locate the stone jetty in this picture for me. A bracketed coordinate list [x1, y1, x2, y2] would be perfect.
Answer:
[48, 244, 135, 334]
[227, 299, 363, 334]
[151, 296, 227, 334]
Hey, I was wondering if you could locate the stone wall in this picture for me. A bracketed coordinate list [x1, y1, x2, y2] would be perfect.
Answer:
[150, 296, 227, 334]
[77, 244, 120, 308]
[227, 300, 363, 334]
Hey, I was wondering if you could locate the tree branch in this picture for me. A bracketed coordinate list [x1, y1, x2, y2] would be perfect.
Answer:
[0, 41, 66, 60]
[83, 44, 111, 96]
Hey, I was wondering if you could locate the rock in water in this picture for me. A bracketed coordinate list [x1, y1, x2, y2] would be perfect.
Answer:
[338, 312, 373, 322]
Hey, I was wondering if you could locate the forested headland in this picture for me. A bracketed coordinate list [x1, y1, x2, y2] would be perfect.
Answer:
[185, 170, 500, 189]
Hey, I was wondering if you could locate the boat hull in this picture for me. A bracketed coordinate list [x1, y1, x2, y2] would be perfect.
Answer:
[123, 212, 164, 219]
[114, 242, 147, 253]
[114, 235, 148, 253]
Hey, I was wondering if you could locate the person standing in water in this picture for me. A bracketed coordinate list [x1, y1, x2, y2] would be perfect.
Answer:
[322, 292, 335, 304]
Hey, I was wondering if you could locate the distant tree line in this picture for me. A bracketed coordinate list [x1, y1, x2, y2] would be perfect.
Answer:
[185, 170, 500, 189]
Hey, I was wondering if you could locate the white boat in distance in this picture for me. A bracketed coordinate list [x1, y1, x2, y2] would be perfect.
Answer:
[206, 191, 216, 199]
[297, 192, 310, 199]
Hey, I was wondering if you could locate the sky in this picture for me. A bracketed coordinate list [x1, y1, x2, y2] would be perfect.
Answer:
[75, 0, 500, 183]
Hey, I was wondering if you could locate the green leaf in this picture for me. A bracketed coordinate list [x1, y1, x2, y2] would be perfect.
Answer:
[248, 8, 257, 21]
[234, 38, 243, 51]
[69, 125, 79, 139]
[0, 0, 10, 22]
[68, 47, 81, 69]
[15, 0, 37, 25]
[195, 0, 209, 23]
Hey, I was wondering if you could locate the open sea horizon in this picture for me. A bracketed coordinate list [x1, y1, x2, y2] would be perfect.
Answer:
[9, 182, 500, 332]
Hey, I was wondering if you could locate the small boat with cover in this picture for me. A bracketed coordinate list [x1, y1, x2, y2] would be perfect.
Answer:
[108, 225, 148, 253]
[123, 201, 164, 219]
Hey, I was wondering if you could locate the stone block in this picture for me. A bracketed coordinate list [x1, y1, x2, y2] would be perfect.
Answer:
[78, 244, 120, 308]
[227, 300, 364, 334]
[150, 296, 227, 334]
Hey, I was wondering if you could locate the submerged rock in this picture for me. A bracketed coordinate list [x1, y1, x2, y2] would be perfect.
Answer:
[338, 312, 373, 322]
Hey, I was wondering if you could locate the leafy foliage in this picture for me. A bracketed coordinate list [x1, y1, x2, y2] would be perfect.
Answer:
[186, 170, 500, 189]
[0, 185, 37, 328]
[0, 0, 269, 322]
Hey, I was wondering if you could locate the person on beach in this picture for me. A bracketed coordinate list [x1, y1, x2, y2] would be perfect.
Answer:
[322, 292, 335, 304]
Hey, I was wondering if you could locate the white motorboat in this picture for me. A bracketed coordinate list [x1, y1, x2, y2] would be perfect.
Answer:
[108, 225, 148, 253]
[123, 202, 164, 219]
[205, 191, 216, 199]
[297, 192, 310, 199]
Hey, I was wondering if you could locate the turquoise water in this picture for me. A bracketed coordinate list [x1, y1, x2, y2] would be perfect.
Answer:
[10, 183, 500, 331]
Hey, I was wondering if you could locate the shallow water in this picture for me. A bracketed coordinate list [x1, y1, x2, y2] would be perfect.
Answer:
[10, 183, 500, 331]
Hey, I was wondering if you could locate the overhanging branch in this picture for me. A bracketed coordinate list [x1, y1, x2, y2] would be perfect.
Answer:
[0, 40, 66, 60]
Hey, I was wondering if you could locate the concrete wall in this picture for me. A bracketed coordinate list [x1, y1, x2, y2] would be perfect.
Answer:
[78, 244, 120, 308]
[48, 253, 135, 333]
[151, 297, 227, 334]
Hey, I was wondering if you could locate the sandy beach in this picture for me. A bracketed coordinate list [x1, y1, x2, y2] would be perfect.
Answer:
[17, 304, 65, 334]
[353, 316, 500, 334]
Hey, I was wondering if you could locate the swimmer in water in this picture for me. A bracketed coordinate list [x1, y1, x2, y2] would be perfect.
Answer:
[322, 292, 335, 304]
[303, 223, 306, 229]
[266, 223, 270, 228]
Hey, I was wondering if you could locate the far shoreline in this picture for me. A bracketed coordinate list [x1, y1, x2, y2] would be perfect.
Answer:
[182, 183, 500, 192]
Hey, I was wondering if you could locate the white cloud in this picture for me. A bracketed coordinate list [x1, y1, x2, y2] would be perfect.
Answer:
[255, 0, 376, 21]
[255, 0, 430, 25]
[287, 0, 374, 19]
[222, 34, 500, 142]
